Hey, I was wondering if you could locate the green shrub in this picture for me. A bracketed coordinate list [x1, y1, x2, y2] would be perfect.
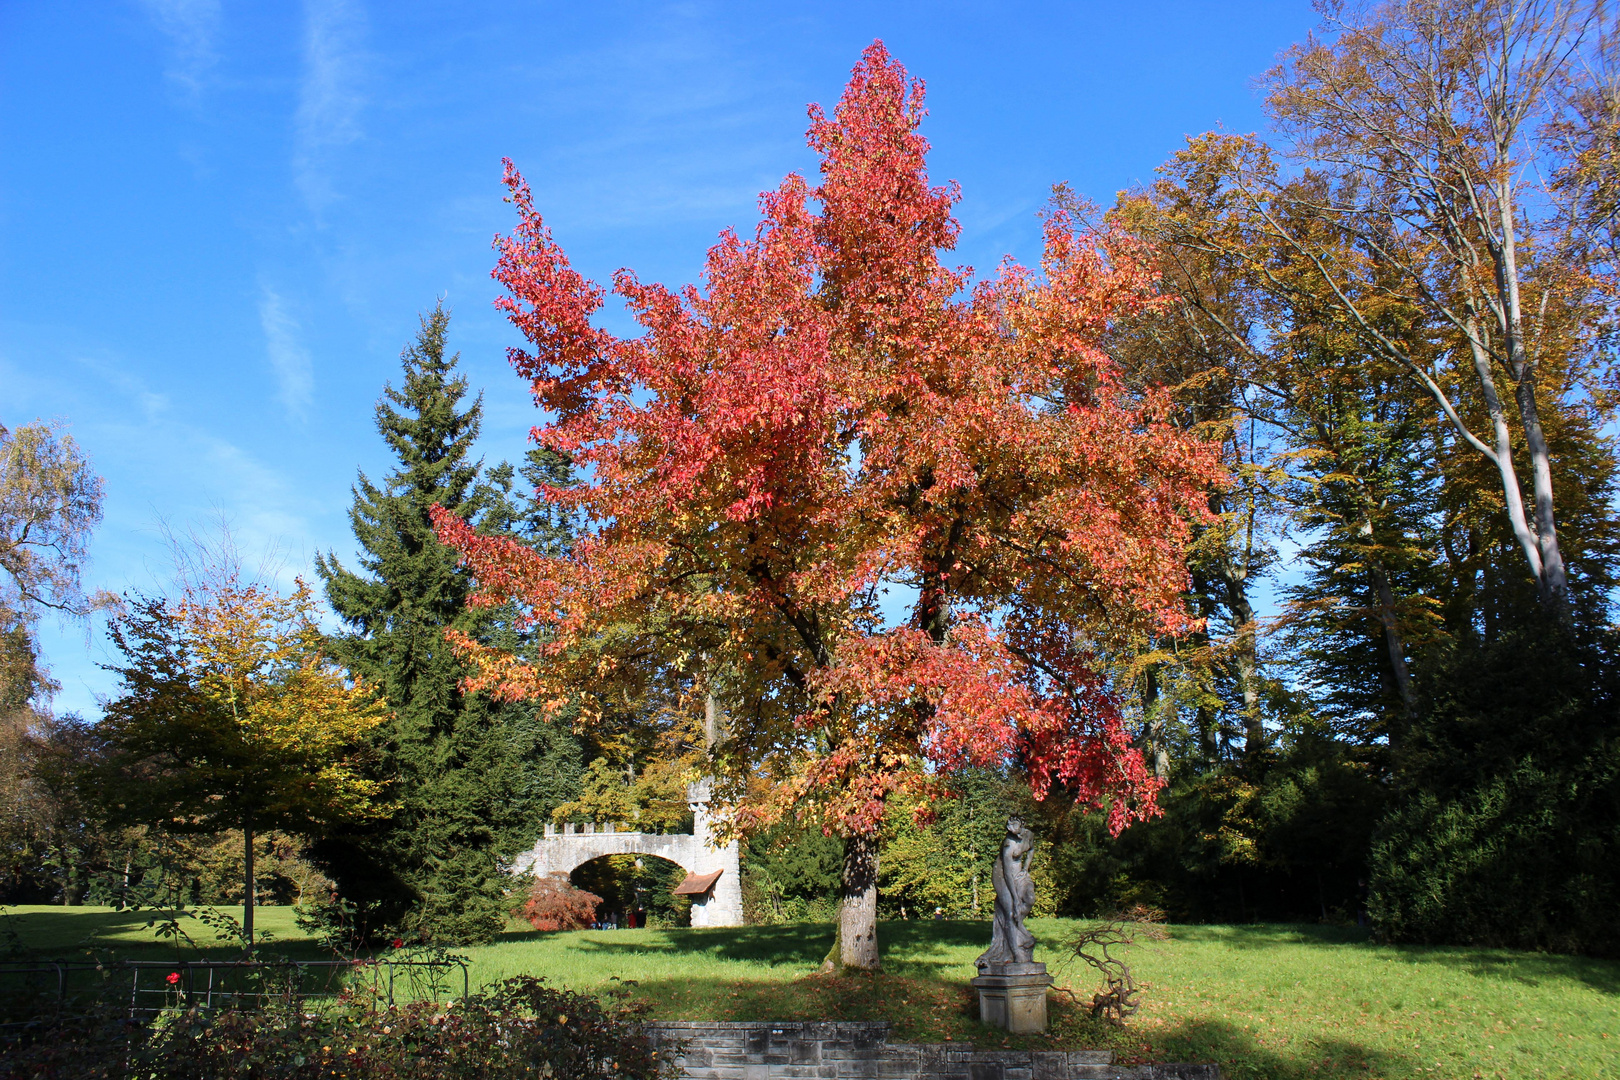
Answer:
[0, 976, 676, 1080]
[1041, 737, 1384, 923]
[1369, 618, 1620, 956]
[1369, 751, 1620, 955]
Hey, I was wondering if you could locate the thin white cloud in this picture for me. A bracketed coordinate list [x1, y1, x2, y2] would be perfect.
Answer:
[294, 0, 367, 212]
[258, 287, 314, 418]
[139, 0, 221, 96]
[5, 337, 329, 719]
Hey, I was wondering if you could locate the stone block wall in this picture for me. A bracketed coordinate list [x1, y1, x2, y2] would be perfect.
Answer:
[642, 1021, 1220, 1080]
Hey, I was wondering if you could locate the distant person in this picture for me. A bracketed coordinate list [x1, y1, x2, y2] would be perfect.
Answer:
[933, 907, 944, 920]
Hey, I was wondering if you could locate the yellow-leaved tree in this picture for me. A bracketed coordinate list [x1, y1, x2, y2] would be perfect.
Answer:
[89, 556, 389, 950]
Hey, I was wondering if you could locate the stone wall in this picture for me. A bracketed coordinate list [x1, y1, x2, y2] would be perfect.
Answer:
[642, 1021, 1221, 1080]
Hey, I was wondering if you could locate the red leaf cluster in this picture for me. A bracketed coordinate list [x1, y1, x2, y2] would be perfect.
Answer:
[518, 873, 603, 932]
[434, 42, 1224, 841]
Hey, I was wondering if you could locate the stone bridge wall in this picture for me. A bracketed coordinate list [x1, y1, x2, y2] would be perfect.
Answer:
[512, 782, 743, 927]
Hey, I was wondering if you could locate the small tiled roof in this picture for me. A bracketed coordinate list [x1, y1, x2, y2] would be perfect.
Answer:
[671, 869, 723, 896]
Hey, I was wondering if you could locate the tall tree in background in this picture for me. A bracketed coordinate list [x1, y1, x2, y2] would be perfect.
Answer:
[315, 306, 579, 945]
[435, 43, 1221, 969]
[1116, 150, 1449, 748]
[1078, 2, 1620, 948]
[0, 419, 117, 907]
[1, 712, 112, 906]
[0, 419, 112, 708]
[1213, 0, 1611, 611]
[1097, 180, 1283, 768]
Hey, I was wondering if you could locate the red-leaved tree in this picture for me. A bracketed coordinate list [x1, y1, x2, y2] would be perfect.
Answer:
[434, 42, 1223, 969]
[518, 873, 603, 932]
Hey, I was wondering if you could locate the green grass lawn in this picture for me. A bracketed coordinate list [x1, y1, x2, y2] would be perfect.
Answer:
[4, 906, 1615, 1079]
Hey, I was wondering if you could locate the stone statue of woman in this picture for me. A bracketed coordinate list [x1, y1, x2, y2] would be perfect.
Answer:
[976, 816, 1037, 972]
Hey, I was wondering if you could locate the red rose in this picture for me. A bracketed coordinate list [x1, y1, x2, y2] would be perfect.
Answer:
[391, 938, 404, 948]
[166, 972, 180, 985]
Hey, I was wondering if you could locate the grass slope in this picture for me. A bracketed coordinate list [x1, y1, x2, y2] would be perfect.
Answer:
[4, 907, 1615, 1079]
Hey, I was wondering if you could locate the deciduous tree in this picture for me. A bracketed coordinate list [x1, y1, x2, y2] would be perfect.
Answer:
[1164, 0, 1615, 612]
[435, 43, 1222, 968]
[0, 419, 113, 707]
[90, 557, 388, 950]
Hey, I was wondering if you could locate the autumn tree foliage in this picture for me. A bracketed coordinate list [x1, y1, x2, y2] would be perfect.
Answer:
[1079, 3, 1620, 950]
[0, 419, 113, 709]
[89, 550, 389, 950]
[1137, 1, 1617, 614]
[434, 43, 1222, 968]
[518, 872, 603, 932]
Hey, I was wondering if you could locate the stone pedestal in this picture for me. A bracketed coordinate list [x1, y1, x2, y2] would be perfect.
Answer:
[971, 962, 1053, 1033]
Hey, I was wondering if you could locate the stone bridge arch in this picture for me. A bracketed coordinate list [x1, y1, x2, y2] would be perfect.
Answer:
[512, 782, 743, 927]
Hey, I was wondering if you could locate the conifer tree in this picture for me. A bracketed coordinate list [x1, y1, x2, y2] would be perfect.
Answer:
[314, 305, 577, 945]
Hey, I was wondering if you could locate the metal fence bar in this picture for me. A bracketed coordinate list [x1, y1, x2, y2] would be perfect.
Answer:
[0, 958, 470, 1027]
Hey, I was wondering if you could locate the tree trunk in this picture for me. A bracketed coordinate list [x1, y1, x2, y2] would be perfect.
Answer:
[1370, 561, 1417, 742]
[1142, 662, 1170, 780]
[243, 824, 255, 955]
[704, 693, 726, 751]
[1194, 704, 1217, 763]
[1514, 376, 1568, 607]
[1358, 516, 1417, 741]
[1225, 591, 1264, 762]
[1494, 186, 1569, 608]
[822, 832, 879, 971]
[1211, 480, 1264, 764]
[1461, 314, 1550, 596]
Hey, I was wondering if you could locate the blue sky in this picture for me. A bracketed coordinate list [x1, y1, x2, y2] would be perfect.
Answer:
[2, 1, 1314, 718]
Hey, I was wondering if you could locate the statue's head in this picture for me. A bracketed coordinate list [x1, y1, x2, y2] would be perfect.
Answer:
[1006, 815, 1024, 834]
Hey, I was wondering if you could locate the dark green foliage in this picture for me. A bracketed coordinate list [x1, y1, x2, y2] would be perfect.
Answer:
[312, 305, 581, 945]
[741, 819, 843, 923]
[1043, 737, 1385, 924]
[0, 713, 111, 905]
[0, 975, 674, 1080]
[1274, 364, 1441, 749]
[1355, 396, 1620, 957]
[1369, 617, 1620, 956]
[486, 444, 584, 561]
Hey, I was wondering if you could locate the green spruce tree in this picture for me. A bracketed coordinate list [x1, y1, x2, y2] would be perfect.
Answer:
[313, 304, 578, 945]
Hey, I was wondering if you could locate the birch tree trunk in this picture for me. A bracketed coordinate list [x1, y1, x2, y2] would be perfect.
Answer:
[1495, 191, 1569, 604]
